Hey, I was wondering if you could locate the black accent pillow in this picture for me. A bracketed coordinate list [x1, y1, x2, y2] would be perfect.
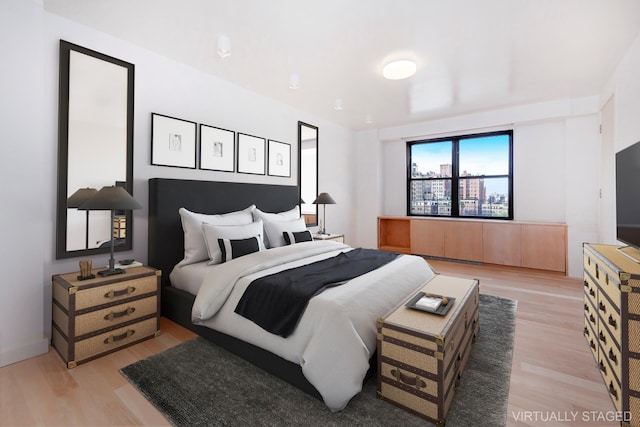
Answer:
[218, 236, 261, 262]
[283, 230, 313, 245]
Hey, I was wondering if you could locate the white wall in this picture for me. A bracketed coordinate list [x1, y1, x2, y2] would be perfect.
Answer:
[0, 1, 355, 366]
[0, 0, 49, 367]
[353, 98, 601, 278]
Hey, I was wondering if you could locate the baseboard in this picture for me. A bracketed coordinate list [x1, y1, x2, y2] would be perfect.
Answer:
[0, 337, 49, 367]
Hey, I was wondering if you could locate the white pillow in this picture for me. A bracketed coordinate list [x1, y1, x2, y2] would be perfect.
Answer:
[252, 206, 300, 247]
[202, 220, 265, 265]
[178, 205, 255, 266]
[264, 217, 307, 248]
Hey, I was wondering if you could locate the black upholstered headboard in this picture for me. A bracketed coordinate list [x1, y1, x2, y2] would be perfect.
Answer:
[148, 178, 299, 286]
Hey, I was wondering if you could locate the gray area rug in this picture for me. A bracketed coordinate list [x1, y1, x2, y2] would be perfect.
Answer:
[121, 294, 517, 426]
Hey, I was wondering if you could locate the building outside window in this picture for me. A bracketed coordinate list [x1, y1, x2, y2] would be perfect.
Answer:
[407, 131, 513, 219]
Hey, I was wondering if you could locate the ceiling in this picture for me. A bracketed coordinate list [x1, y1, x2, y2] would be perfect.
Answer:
[44, 0, 640, 131]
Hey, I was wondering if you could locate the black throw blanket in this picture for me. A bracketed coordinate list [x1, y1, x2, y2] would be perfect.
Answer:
[234, 248, 400, 337]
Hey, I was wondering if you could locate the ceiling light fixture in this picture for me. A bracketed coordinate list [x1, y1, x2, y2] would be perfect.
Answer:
[289, 73, 300, 89]
[334, 98, 344, 110]
[382, 59, 416, 80]
[364, 114, 373, 124]
[217, 35, 231, 58]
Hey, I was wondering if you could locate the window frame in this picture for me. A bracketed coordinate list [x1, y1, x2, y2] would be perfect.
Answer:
[406, 130, 514, 220]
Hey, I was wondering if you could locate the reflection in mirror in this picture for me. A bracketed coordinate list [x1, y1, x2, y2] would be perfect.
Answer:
[56, 40, 134, 259]
[298, 122, 318, 226]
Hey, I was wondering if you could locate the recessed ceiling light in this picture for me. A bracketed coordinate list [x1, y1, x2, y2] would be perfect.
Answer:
[217, 35, 231, 58]
[334, 99, 344, 110]
[382, 59, 416, 80]
[289, 73, 300, 89]
[364, 114, 373, 124]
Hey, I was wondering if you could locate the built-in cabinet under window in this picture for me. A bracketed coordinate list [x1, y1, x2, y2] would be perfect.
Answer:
[378, 216, 567, 273]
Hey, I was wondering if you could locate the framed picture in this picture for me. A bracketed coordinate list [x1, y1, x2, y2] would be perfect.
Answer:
[267, 140, 291, 177]
[199, 124, 235, 172]
[151, 113, 197, 168]
[237, 133, 265, 175]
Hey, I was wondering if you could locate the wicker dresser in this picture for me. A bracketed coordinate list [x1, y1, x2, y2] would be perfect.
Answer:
[583, 243, 640, 426]
[52, 265, 161, 368]
[376, 274, 479, 425]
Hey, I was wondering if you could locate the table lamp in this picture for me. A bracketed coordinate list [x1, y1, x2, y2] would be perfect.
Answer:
[313, 192, 336, 235]
[79, 186, 142, 276]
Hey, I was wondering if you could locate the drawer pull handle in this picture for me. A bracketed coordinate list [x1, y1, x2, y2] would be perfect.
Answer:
[599, 331, 607, 344]
[103, 329, 135, 344]
[608, 348, 618, 365]
[583, 280, 589, 288]
[584, 326, 589, 337]
[590, 314, 596, 324]
[589, 288, 596, 297]
[599, 360, 607, 375]
[598, 302, 606, 313]
[590, 339, 596, 350]
[608, 315, 617, 330]
[104, 306, 135, 321]
[584, 303, 589, 313]
[595, 264, 599, 279]
[605, 275, 609, 285]
[609, 382, 618, 400]
[391, 368, 426, 390]
[104, 286, 136, 299]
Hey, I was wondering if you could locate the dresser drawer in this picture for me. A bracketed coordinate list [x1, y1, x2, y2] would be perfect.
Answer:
[53, 295, 158, 337]
[598, 352, 622, 412]
[584, 248, 621, 302]
[584, 316, 598, 362]
[597, 293, 620, 336]
[584, 275, 598, 307]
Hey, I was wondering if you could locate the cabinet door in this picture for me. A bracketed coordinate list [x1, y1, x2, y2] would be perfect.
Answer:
[521, 224, 566, 272]
[443, 221, 483, 262]
[411, 220, 444, 257]
[483, 222, 522, 266]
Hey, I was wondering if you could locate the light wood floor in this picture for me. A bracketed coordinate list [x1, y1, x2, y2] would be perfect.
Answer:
[0, 260, 619, 427]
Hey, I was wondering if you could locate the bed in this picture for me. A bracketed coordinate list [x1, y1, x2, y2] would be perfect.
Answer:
[147, 178, 434, 410]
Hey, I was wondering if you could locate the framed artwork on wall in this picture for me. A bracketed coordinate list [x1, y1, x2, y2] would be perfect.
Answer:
[151, 113, 197, 169]
[199, 124, 235, 172]
[267, 140, 291, 177]
[237, 133, 265, 175]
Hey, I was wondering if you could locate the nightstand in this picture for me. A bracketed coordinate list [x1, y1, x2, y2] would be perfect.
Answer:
[313, 233, 345, 243]
[51, 265, 161, 368]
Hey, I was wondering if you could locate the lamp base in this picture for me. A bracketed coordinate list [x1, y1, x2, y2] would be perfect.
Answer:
[97, 268, 125, 277]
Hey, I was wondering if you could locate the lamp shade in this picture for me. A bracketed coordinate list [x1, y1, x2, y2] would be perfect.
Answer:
[79, 186, 142, 211]
[313, 193, 336, 205]
[67, 187, 97, 208]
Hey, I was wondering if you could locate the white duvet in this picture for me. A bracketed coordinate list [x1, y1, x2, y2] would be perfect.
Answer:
[191, 240, 435, 411]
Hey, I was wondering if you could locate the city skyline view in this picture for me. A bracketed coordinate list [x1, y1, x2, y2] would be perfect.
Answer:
[409, 133, 511, 217]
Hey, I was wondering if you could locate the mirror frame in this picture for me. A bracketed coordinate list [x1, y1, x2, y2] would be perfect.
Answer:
[56, 40, 135, 259]
[298, 121, 319, 226]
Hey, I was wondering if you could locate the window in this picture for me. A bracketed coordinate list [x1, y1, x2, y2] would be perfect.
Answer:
[407, 130, 513, 219]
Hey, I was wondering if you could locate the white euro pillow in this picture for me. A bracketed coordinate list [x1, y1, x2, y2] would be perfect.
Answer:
[178, 205, 255, 266]
[264, 217, 308, 248]
[252, 205, 300, 247]
[202, 220, 265, 265]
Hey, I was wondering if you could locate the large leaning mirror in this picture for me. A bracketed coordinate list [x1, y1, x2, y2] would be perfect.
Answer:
[298, 121, 318, 226]
[56, 40, 134, 259]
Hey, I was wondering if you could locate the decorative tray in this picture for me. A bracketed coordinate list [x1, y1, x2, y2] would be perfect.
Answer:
[405, 292, 455, 316]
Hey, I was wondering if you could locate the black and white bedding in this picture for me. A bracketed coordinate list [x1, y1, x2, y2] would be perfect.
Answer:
[172, 240, 435, 411]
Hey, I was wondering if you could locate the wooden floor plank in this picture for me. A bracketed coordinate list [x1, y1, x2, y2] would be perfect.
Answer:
[0, 260, 619, 426]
